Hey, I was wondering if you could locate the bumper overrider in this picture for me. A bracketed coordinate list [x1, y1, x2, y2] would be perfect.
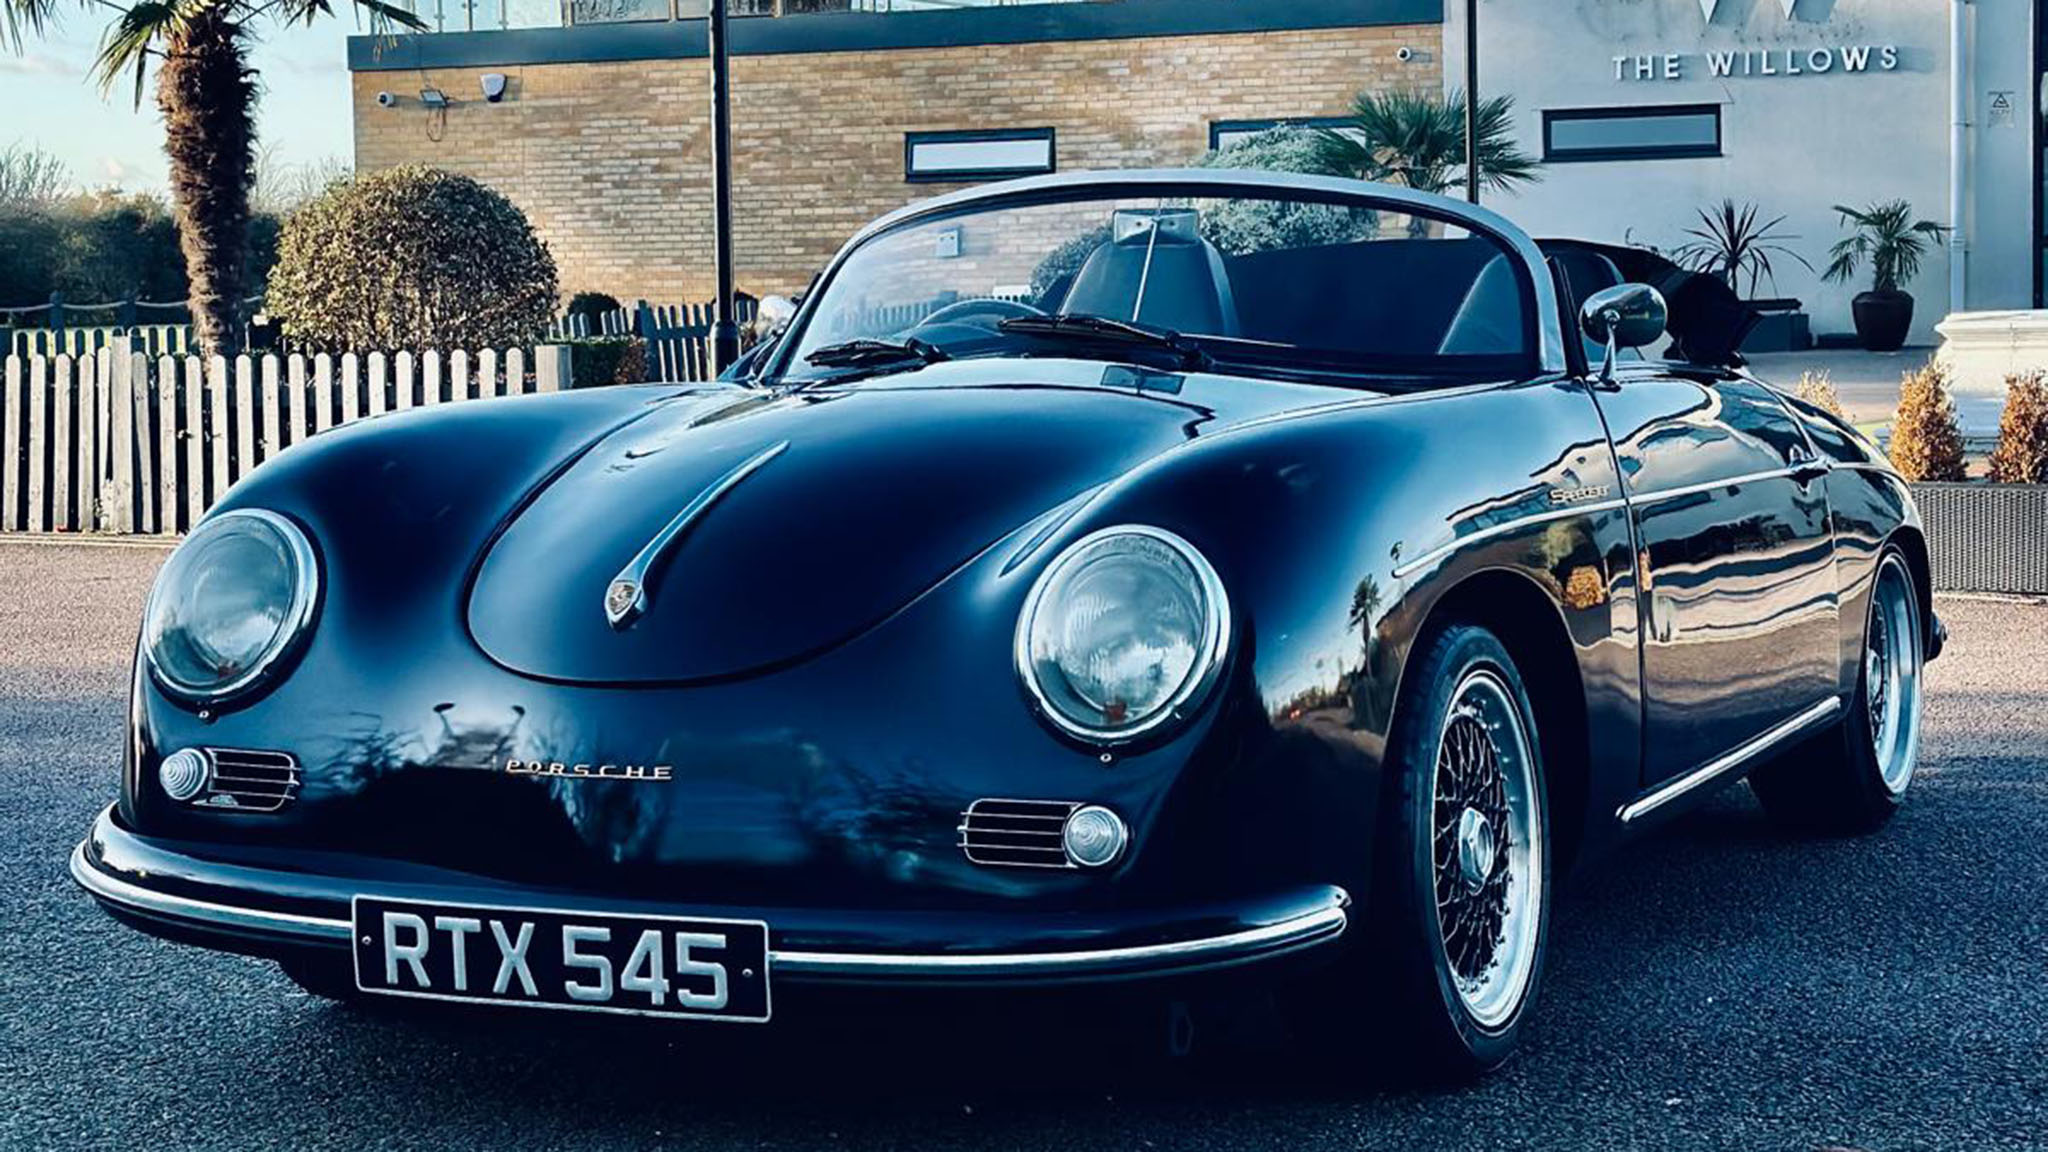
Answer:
[71, 807, 1349, 988]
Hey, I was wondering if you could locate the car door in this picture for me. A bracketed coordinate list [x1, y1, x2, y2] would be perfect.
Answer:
[1594, 366, 1840, 791]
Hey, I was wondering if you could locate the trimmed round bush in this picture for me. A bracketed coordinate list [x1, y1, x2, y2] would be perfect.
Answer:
[565, 291, 623, 327]
[265, 165, 558, 353]
[1195, 126, 1375, 255]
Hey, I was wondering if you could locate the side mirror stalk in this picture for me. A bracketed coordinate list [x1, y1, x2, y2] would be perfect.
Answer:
[1579, 283, 1669, 388]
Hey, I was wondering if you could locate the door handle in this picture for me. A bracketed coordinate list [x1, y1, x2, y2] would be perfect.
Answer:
[1787, 452, 1832, 484]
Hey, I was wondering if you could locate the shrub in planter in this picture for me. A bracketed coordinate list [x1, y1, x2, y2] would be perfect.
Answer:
[1821, 200, 1947, 353]
[1888, 364, 1967, 481]
[1987, 371, 2048, 484]
[1793, 369, 1846, 419]
[266, 165, 558, 353]
[567, 335, 647, 388]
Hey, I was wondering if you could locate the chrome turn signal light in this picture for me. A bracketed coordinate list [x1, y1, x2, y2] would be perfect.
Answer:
[1061, 804, 1128, 868]
[158, 748, 211, 802]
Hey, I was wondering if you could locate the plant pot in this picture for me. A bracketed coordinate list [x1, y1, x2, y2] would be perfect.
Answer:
[1851, 289, 1915, 351]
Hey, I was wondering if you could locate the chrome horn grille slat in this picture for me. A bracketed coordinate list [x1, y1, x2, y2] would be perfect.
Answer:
[958, 798, 1080, 869]
[197, 748, 302, 813]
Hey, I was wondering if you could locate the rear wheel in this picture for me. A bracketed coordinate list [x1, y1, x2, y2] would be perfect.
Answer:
[1751, 549, 1924, 832]
[1286, 623, 1551, 1079]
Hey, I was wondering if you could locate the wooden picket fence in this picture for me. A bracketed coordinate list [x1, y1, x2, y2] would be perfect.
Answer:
[0, 341, 571, 537]
[546, 298, 759, 383]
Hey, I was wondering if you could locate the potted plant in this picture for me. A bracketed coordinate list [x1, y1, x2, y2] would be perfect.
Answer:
[1907, 369, 2048, 596]
[1822, 200, 1948, 352]
[1670, 199, 1813, 351]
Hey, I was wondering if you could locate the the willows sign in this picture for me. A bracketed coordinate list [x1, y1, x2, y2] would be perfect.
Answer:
[1614, 0, 1904, 82]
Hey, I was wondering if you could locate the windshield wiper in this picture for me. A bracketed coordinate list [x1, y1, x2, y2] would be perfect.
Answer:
[805, 337, 950, 372]
[997, 312, 1212, 370]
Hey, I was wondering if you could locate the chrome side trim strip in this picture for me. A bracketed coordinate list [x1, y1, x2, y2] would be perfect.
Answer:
[70, 841, 354, 941]
[605, 439, 789, 628]
[73, 840, 1348, 980]
[770, 903, 1348, 979]
[1617, 697, 1842, 824]
[1626, 465, 1800, 506]
[1391, 498, 1629, 580]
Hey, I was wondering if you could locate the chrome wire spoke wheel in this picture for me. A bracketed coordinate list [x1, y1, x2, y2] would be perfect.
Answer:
[1867, 555, 1924, 797]
[1430, 668, 1543, 1029]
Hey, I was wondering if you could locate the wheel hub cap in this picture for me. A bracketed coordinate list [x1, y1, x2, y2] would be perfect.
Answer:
[1456, 807, 1496, 894]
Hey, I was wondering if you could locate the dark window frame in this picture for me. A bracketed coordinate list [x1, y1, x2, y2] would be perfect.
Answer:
[903, 128, 1057, 184]
[1207, 116, 1356, 151]
[1541, 103, 1723, 163]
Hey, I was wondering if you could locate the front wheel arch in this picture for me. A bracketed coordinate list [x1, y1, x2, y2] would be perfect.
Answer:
[1886, 525, 1937, 654]
[1402, 569, 1591, 877]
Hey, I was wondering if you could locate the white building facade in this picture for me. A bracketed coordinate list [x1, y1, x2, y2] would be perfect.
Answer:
[1445, 0, 2035, 345]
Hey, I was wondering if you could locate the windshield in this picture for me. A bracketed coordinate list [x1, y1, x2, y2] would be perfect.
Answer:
[777, 186, 1537, 385]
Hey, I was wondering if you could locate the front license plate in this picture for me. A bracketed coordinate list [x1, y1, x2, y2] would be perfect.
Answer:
[351, 896, 770, 1022]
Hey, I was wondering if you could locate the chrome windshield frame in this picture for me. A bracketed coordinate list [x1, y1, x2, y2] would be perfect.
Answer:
[761, 168, 1570, 384]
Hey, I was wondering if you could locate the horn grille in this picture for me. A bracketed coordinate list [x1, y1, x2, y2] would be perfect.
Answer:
[196, 748, 302, 813]
[957, 798, 1081, 869]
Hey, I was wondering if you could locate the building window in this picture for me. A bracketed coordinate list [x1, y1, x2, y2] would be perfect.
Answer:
[1541, 104, 1723, 163]
[1209, 117, 1360, 152]
[904, 129, 1056, 183]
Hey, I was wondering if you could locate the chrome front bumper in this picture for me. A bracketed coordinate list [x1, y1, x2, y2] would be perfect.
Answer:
[71, 809, 1348, 986]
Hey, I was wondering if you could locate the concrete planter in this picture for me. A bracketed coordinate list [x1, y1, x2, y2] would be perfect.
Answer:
[1935, 310, 2048, 395]
[1910, 482, 2048, 595]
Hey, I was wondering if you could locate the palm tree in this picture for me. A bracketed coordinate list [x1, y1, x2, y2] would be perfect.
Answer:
[1319, 87, 1540, 214]
[3, 0, 419, 354]
[1821, 200, 1948, 295]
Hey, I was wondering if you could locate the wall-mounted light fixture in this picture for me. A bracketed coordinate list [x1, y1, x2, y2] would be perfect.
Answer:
[419, 87, 449, 109]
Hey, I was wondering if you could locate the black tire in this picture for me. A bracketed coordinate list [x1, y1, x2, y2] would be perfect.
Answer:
[1285, 623, 1552, 1080]
[1750, 548, 1925, 834]
[278, 954, 362, 1003]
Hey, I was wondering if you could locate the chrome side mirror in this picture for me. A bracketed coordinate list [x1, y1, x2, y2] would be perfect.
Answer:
[1579, 283, 1668, 385]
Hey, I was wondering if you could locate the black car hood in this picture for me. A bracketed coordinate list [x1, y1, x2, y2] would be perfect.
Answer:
[467, 360, 1354, 684]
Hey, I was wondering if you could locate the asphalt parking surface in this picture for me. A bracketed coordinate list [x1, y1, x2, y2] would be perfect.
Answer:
[2, 540, 2044, 1151]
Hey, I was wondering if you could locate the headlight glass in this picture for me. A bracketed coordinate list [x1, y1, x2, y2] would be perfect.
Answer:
[144, 509, 318, 704]
[1016, 526, 1229, 742]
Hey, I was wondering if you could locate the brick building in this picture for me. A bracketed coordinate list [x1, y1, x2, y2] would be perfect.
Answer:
[347, 1, 1443, 304]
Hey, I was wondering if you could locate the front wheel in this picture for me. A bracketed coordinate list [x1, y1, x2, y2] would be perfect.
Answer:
[1751, 548, 1925, 832]
[1286, 623, 1551, 1079]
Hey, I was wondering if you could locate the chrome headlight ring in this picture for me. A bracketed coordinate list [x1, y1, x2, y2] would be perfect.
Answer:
[1014, 524, 1231, 745]
[143, 508, 320, 707]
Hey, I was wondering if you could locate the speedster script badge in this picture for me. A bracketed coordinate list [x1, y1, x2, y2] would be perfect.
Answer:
[505, 758, 674, 782]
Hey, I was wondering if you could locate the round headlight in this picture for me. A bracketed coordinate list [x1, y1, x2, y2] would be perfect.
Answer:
[1015, 526, 1229, 743]
[143, 509, 319, 705]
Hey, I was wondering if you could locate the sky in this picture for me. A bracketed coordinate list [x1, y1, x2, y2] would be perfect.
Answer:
[0, 10, 365, 193]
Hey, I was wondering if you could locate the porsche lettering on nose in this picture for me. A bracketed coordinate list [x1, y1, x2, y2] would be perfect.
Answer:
[503, 758, 674, 781]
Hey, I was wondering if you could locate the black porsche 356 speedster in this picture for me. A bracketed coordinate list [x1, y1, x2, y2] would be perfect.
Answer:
[74, 170, 1940, 1076]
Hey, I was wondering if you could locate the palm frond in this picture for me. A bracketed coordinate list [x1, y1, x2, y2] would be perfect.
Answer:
[1824, 199, 1948, 292]
[1666, 198, 1812, 298]
[346, 0, 425, 33]
[93, 0, 179, 104]
[1, 0, 60, 53]
[1327, 86, 1538, 198]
